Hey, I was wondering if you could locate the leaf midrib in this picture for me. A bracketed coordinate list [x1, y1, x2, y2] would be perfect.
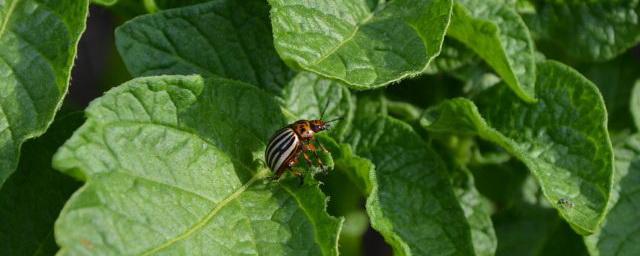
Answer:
[0, 0, 18, 39]
[308, 9, 376, 66]
[140, 168, 269, 255]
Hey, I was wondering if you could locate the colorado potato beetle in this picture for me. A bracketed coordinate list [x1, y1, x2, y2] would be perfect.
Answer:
[265, 116, 341, 185]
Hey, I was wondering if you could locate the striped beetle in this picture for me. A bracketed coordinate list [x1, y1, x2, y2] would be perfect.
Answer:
[265, 115, 341, 185]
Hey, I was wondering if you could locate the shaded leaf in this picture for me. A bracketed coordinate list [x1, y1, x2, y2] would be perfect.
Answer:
[0, 0, 89, 186]
[424, 37, 478, 74]
[422, 60, 613, 234]
[53, 75, 342, 255]
[585, 134, 640, 256]
[268, 0, 453, 89]
[346, 114, 474, 255]
[448, 0, 537, 102]
[494, 197, 588, 256]
[116, 0, 293, 95]
[0, 113, 82, 255]
[450, 164, 497, 256]
[318, 139, 371, 256]
[152, 0, 211, 10]
[471, 160, 528, 210]
[524, 0, 640, 62]
[577, 53, 640, 130]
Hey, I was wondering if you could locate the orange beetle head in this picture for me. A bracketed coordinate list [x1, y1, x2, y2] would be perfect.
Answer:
[309, 120, 327, 133]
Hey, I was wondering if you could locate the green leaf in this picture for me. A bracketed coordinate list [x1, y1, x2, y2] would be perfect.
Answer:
[281, 72, 354, 141]
[0, 0, 89, 186]
[346, 115, 474, 255]
[116, 0, 293, 95]
[0, 113, 82, 255]
[422, 60, 613, 234]
[450, 164, 497, 256]
[448, 0, 537, 102]
[524, 0, 640, 62]
[585, 134, 640, 256]
[53, 75, 342, 255]
[268, 0, 453, 89]
[631, 80, 640, 130]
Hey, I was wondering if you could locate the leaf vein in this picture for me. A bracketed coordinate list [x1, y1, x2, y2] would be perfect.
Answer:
[140, 168, 269, 255]
[0, 0, 18, 39]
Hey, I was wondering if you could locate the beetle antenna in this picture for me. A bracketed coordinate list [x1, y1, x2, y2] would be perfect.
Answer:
[325, 116, 344, 123]
[320, 100, 331, 119]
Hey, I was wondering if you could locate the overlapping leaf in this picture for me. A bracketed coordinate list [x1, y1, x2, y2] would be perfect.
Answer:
[268, 0, 453, 89]
[0, 114, 82, 255]
[116, 0, 293, 95]
[422, 60, 613, 234]
[585, 134, 640, 256]
[524, 0, 640, 62]
[53, 76, 342, 255]
[425, 38, 478, 74]
[492, 177, 589, 256]
[0, 0, 89, 186]
[450, 165, 496, 256]
[346, 114, 474, 256]
[448, 0, 536, 102]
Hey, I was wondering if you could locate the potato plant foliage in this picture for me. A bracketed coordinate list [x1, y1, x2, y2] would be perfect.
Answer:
[1, 0, 640, 255]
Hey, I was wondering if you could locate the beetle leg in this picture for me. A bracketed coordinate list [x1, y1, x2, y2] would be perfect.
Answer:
[291, 169, 304, 186]
[269, 174, 281, 182]
[315, 138, 329, 153]
[302, 150, 314, 167]
[305, 142, 327, 174]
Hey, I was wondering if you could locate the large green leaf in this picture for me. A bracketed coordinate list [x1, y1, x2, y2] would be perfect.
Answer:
[422, 60, 613, 234]
[0, 0, 88, 186]
[116, 0, 293, 95]
[346, 115, 474, 255]
[585, 134, 640, 256]
[0, 113, 82, 255]
[268, 0, 453, 89]
[448, 0, 537, 102]
[53, 75, 342, 255]
[524, 0, 640, 62]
